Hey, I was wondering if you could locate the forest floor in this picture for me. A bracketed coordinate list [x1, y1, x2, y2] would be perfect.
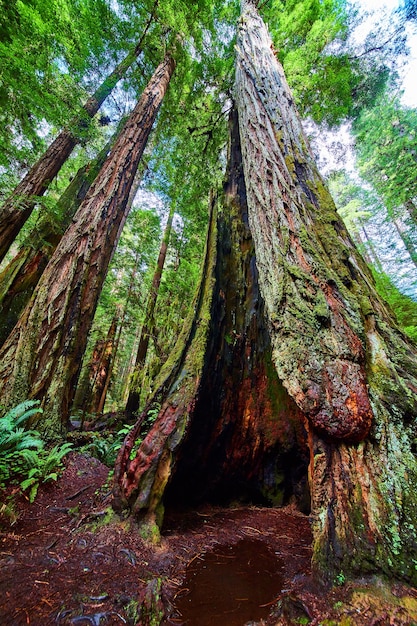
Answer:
[1, 452, 417, 626]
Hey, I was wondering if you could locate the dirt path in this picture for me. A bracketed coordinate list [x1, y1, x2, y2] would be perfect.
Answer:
[1, 453, 416, 625]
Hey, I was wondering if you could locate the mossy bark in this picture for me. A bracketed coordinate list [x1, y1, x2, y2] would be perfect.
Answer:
[113, 109, 309, 524]
[0, 53, 175, 440]
[235, 0, 417, 584]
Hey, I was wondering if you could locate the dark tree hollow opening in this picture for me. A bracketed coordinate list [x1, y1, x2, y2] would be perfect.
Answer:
[161, 108, 310, 518]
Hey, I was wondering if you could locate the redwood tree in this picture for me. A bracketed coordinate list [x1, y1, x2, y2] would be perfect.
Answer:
[0, 134, 116, 348]
[113, 108, 309, 525]
[114, 0, 417, 587]
[125, 204, 175, 418]
[235, 0, 417, 584]
[0, 52, 176, 439]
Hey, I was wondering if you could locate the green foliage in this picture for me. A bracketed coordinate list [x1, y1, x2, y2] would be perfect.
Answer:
[328, 170, 374, 233]
[334, 570, 346, 586]
[0, 400, 44, 467]
[80, 424, 135, 467]
[0, 0, 122, 169]
[19, 443, 73, 502]
[81, 433, 123, 467]
[353, 93, 417, 215]
[372, 270, 417, 342]
[0, 400, 72, 506]
[264, 0, 353, 124]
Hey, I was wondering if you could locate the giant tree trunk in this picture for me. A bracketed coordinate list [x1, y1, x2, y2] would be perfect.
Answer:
[235, 0, 417, 584]
[0, 4, 158, 263]
[0, 53, 175, 439]
[113, 109, 309, 529]
[0, 136, 115, 348]
[125, 204, 175, 418]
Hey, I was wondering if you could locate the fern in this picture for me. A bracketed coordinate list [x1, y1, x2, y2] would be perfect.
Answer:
[0, 401, 72, 510]
[0, 400, 44, 428]
[19, 443, 73, 502]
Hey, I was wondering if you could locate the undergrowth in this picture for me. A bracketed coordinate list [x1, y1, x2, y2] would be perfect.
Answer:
[0, 400, 73, 520]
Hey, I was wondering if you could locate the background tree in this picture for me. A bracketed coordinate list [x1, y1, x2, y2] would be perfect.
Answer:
[0, 130, 122, 347]
[0, 51, 176, 438]
[125, 204, 175, 419]
[353, 93, 417, 225]
[75, 203, 162, 415]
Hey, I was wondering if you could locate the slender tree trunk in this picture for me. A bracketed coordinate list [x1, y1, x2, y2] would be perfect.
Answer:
[360, 222, 385, 273]
[0, 136, 116, 347]
[235, 0, 417, 584]
[113, 109, 310, 530]
[0, 52, 176, 439]
[0, 3, 158, 263]
[350, 226, 374, 267]
[393, 217, 417, 270]
[125, 204, 175, 418]
[88, 314, 118, 416]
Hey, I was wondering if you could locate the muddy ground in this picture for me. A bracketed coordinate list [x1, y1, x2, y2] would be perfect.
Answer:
[1, 452, 417, 625]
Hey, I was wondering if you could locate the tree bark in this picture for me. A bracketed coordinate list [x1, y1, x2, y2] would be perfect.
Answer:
[235, 0, 417, 584]
[125, 204, 175, 418]
[73, 313, 118, 420]
[0, 136, 114, 348]
[0, 3, 158, 263]
[0, 52, 176, 439]
[113, 109, 309, 527]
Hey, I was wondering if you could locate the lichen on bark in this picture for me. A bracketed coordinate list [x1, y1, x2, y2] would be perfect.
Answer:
[235, 0, 417, 584]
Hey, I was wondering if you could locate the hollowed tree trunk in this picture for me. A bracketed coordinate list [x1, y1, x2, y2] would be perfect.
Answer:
[113, 109, 309, 526]
[115, 0, 417, 588]
[235, 0, 417, 584]
[0, 53, 175, 439]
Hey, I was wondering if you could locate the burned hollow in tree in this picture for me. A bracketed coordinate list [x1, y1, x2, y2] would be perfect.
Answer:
[113, 108, 310, 521]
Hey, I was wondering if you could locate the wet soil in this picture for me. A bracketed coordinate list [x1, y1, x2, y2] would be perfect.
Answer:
[1, 453, 417, 625]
